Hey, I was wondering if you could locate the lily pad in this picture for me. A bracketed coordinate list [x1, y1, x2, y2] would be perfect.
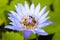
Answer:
[2, 32, 23, 40]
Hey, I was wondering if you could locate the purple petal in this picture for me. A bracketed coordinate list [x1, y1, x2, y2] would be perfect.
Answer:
[24, 30, 32, 39]
[5, 25, 24, 31]
[38, 32, 48, 35]
[34, 29, 48, 35]
[5, 26, 15, 30]
[37, 21, 53, 28]
[39, 6, 47, 17]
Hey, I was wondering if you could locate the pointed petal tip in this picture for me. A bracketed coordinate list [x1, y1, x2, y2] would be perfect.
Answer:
[24, 1, 29, 7]
[36, 3, 40, 9]
[38, 3, 40, 6]
[43, 6, 47, 10]
[44, 6, 47, 8]
[10, 11, 14, 13]
[10, 11, 16, 14]
[41, 31, 48, 35]
[4, 26, 7, 28]
[25, 1, 27, 4]
[48, 21, 53, 24]
[47, 10, 50, 14]
[8, 13, 12, 17]
[15, 5, 17, 8]
[44, 21, 53, 26]
[39, 32, 48, 35]
[4, 26, 12, 29]
[47, 16, 50, 19]
[41, 32, 48, 35]
[31, 2, 34, 5]
[34, 29, 48, 35]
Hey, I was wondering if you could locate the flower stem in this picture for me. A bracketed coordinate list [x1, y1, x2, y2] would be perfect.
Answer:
[0, 32, 2, 40]
[36, 34, 38, 40]
[24, 38, 27, 40]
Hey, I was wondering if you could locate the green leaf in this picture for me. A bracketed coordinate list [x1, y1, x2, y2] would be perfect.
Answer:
[0, 0, 9, 25]
[2, 32, 23, 40]
[0, 19, 4, 25]
[0, 0, 25, 25]
[0, 0, 8, 7]
[44, 0, 60, 34]
[52, 31, 60, 40]
[6, 0, 24, 11]
[31, 0, 52, 9]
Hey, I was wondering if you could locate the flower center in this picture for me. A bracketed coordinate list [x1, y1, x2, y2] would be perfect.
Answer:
[22, 16, 37, 30]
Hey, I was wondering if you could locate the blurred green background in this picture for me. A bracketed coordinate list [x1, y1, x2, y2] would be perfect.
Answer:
[0, 0, 60, 40]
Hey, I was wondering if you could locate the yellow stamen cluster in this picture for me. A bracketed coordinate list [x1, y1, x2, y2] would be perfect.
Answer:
[22, 16, 37, 30]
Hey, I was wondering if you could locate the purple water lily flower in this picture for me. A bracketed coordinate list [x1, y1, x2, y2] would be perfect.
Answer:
[5, 1, 52, 39]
